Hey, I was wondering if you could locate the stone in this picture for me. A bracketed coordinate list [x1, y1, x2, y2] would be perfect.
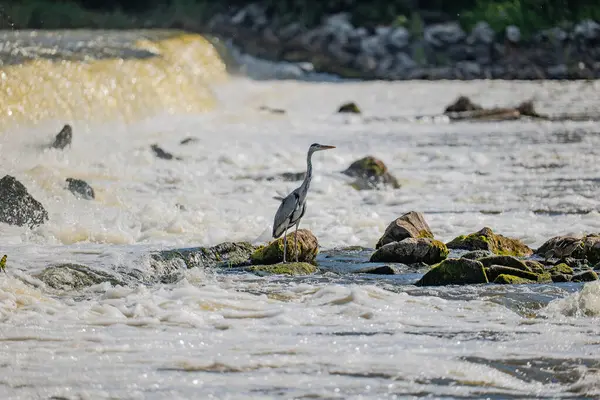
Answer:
[572, 270, 599, 282]
[151, 144, 180, 160]
[354, 265, 403, 275]
[0, 175, 48, 227]
[180, 137, 198, 145]
[549, 263, 574, 276]
[248, 262, 317, 276]
[360, 35, 386, 57]
[536, 235, 585, 261]
[395, 52, 417, 70]
[36, 263, 124, 291]
[376, 211, 433, 249]
[493, 274, 536, 284]
[424, 22, 465, 47]
[456, 61, 482, 79]
[552, 273, 572, 282]
[506, 25, 521, 43]
[66, 178, 95, 200]
[485, 265, 544, 282]
[524, 260, 545, 274]
[461, 250, 494, 260]
[337, 102, 361, 114]
[478, 255, 530, 271]
[470, 21, 495, 44]
[51, 124, 73, 149]
[416, 258, 488, 286]
[388, 27, 410, 50]
[341, 156, 400, 190]
[355, 52, 378, 72]
[370, 237, 448, 265]
[547, 64, 568, 79]
[250, 229, 318, 265]
[574, 20, 600, 41]
[151, 241, 255, 270]
[444, 96, 482, 113]
[446, 227, 533, 257]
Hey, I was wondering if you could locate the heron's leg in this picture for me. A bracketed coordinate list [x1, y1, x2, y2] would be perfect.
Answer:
[294, 223, 299, 262]
[282, 227, 288, 263]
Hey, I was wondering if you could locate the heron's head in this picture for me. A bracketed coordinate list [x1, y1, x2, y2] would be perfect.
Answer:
[309, 143, 336, 152]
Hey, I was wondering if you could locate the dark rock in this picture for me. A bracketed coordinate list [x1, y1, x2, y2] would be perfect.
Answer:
[446, 227, 533, 257]
[485, 265, 545, 282]
[247, 262, 317, 276]
[524, 260, 545, 274]
[342, 156, 400, 190]
[470, 21, 495, 44]
[51, 124, 72, 149]
[461, 250, 494, 260]
[516, 100, 542, 118]
[572, 270, 599, 282]
[251, 229, 318, 265]
[478, 255, 530, 271]
[354, 264, 403, 275]
[370, 237, 448, 265]
[0, 175, 48, 227]
[388, 27, 410, 50]
[493, 274, 536, 284]
[151, 241, 255, 270]
[444, 96, 482, 113]
[337, 102, 361, 114]
[66, 178, 95, 200]
[549, 263, 574, 276]
[151, 144, 181, 160]
[424, 22, 465, 47]
[535, 235, 592, 261]
[376, 211, 433, 249]
[180, 137, 199, 145]
[551, 273, 572, 282]
[416, 258, 488, 286]
[36, 263, 124, 291]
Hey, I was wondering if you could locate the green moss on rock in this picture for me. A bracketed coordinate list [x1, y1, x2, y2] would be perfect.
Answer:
[485, 265, 539, 282]
[250, 229, 318, 265]
[370, 237, 448, 265]
[337, 102, 361, 114]
[549, 263, 574, 275]
[36, 263, 124, 291]
[446, 227, 532, 257]
[493, 274, 536, 284]
[248, 262, 317, 276]
[416, 258, 488, 286]
[342, 156, 401, 190]
[524, 260, 545, 274]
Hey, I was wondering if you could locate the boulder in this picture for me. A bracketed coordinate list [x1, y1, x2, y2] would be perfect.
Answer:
[36, 263, 124, 291]
[354, 264, 403, 275]
[572, 270, 599, 282]
[376, 211, 433, 249]
[552, 273, 572, 283]
[548, 263, 574, 276]
[574, 20, 600, 41]
[337, 102, 361, 114]
[485, 265, 548, 283]
[0, 175, 48, 227]
[151, 241, 255, 269]
[536, 235, 600, 263]
[51, 124, 72, 149]
[524, 260, 545, 274]
[478, 255, 530, 271]
[66, 178, 95, 200]
[370, 237, 448, 264]
[415, 258, 488, 286]
[250, 229, 318, 265]
[248, 262, 317, 276]
[342, 156, 400, 190]
[446, 227, 533, 257]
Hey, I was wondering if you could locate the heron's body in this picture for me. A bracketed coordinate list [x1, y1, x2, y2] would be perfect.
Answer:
[272, 143, 335, 262]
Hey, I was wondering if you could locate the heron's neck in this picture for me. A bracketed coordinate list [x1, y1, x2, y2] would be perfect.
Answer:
[300, 150, 314, 193]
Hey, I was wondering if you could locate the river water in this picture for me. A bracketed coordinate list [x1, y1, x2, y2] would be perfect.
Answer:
[2, 32, 600, 399]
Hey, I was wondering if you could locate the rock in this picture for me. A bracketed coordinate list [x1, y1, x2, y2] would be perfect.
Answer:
[355, 52, 378, 72]
[516, 100, 542, 118]
[524, 260, 545, 274]
[478, 255, 530, 271]
[461, 250, 494, 260]
[341, 156, 400, 190]
[360, 35, 386, 57]
[337, 102, 361, 114]
[66, 178, 95, 200]
[444, 96, 482, 113]
[506, 25, 521, 43]
[552, 273, 572, 282]
[547, 64, 568, 79]
[485, 265, 544, 282]
[388, 27, 410, 50]
[446, 227, 533, 257]
[574, 20, 600, 41]
[579, 235, 600, 264]
[151, 241, 255, 270]
[535, 235, 585, 261]
[424, 22, 465, 47]
[0, 175, 48, 227]
[36, 263, 124, 291]
[151, 144, 181, 160]
[376, 211, 433, 249]
[370, 237, 448, 264]
[470, 21, 495, 44]
[354, 265, 403, 275]
[456, 61, 482, 79]
[250, 229, 318, 265]
[0, 254, 6, 273]
[416, 258, 488, 286]
[51, 124, 73, 149]
[572, 270, 599, 282]
[248, 262, 317, 276]
[180, 137, 198, 145]
[549, 263, 574, 276]
[493, 274, 536, 284]
[395, 52, 418, 70]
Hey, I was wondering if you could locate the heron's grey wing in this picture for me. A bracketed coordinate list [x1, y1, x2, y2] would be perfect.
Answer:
[272, 192, 299, 238]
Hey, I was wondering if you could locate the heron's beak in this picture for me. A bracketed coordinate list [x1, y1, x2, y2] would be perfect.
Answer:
[319, 145, 336, 150]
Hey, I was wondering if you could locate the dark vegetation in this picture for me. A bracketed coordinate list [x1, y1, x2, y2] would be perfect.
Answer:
[0, 0, 599, 35]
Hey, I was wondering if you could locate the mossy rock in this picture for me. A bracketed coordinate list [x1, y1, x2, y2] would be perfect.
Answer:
[250, 229, 318, 265]
[151, 241, 255, 269]
[524, 260, 545, 274]
[415, 258, 488, 286]
[485, 265, 539, 282]
[337, 102, 361, 114]
[493, 274, 536, 284]
[479, 255, 530, 271]
[248, 262, 317, 276]
[36, 263, 124, 291]
[572, 270, 599, 282]
[446, 227, 532, 257]
[549, 263, 574, 276]
[376, 211, 433, 249]
[551, 273, 572, 282]
[370, 237, 448, 265]
[342, 156, 400, 190]
[354, 265, 403, 275]
[460, 250, 494, 260]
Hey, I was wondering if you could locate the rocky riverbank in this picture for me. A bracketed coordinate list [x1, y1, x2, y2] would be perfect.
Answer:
[206, 4, 600, 80]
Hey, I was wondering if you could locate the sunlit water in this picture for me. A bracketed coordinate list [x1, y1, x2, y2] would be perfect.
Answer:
[3, 73, 600, 398]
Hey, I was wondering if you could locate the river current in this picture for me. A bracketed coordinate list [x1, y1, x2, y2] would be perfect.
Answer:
[2, 39, 600, 398]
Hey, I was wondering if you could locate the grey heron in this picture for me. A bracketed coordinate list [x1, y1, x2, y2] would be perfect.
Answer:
[272, 143, 336, 262]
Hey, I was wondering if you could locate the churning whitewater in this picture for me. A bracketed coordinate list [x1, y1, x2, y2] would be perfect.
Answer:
[2, 72, 600, 398]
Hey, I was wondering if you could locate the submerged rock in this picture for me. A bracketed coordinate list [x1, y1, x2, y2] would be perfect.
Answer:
[0, 175, 48, 227]
[376, 211, 433, 249]
[151, 241, 255, 270]
[416, 258, 488, 286]
[66, 178, 95, 200]
[36, 263, 124, 291]
[248, 262, 317, 276]
[151, 144, 181, 160]
[354, 264, 404, 275]
[444, 96, 482, 113]
[342, 156, 400, 190]
[250, 229, 318, 265]
[267, 171, 306, 182]
[51, 124, 73, 149]
[370, 237, 448, 265]
[337, 102, 361, 114]
[180, 137, 199, 145]
[446, 227, 532, 257]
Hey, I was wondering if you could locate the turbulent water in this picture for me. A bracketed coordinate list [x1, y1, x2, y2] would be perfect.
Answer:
[2, 31, 600, 398]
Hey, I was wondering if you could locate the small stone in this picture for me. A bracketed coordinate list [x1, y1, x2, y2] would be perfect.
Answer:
[66, 178, 95, 200]
[388, 27, 410, 49]
[416, 258, 488, 286]
[151, 144, 180, 160]
[51, 124, 73, 149]
[376, 211, 433, 249]
[337, 102, 361, 114]
[572, 270, 599, 282]
[250, 229, 318, 265]
[506, 25, 521, 43]
[180, 137, 198, 145]
[248, 262, 317, 276]
[354, 265, 403, 275]
[369, 237, 448, 265]
[470, 21, 495, 44]
[551, 273, 572, 283]
[444, 96, 482, 113]
[151, 241, 255, 270]
[0, 175, 48, 227]
[524, 260, 545, 274]
[36, 263, 124, 291]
